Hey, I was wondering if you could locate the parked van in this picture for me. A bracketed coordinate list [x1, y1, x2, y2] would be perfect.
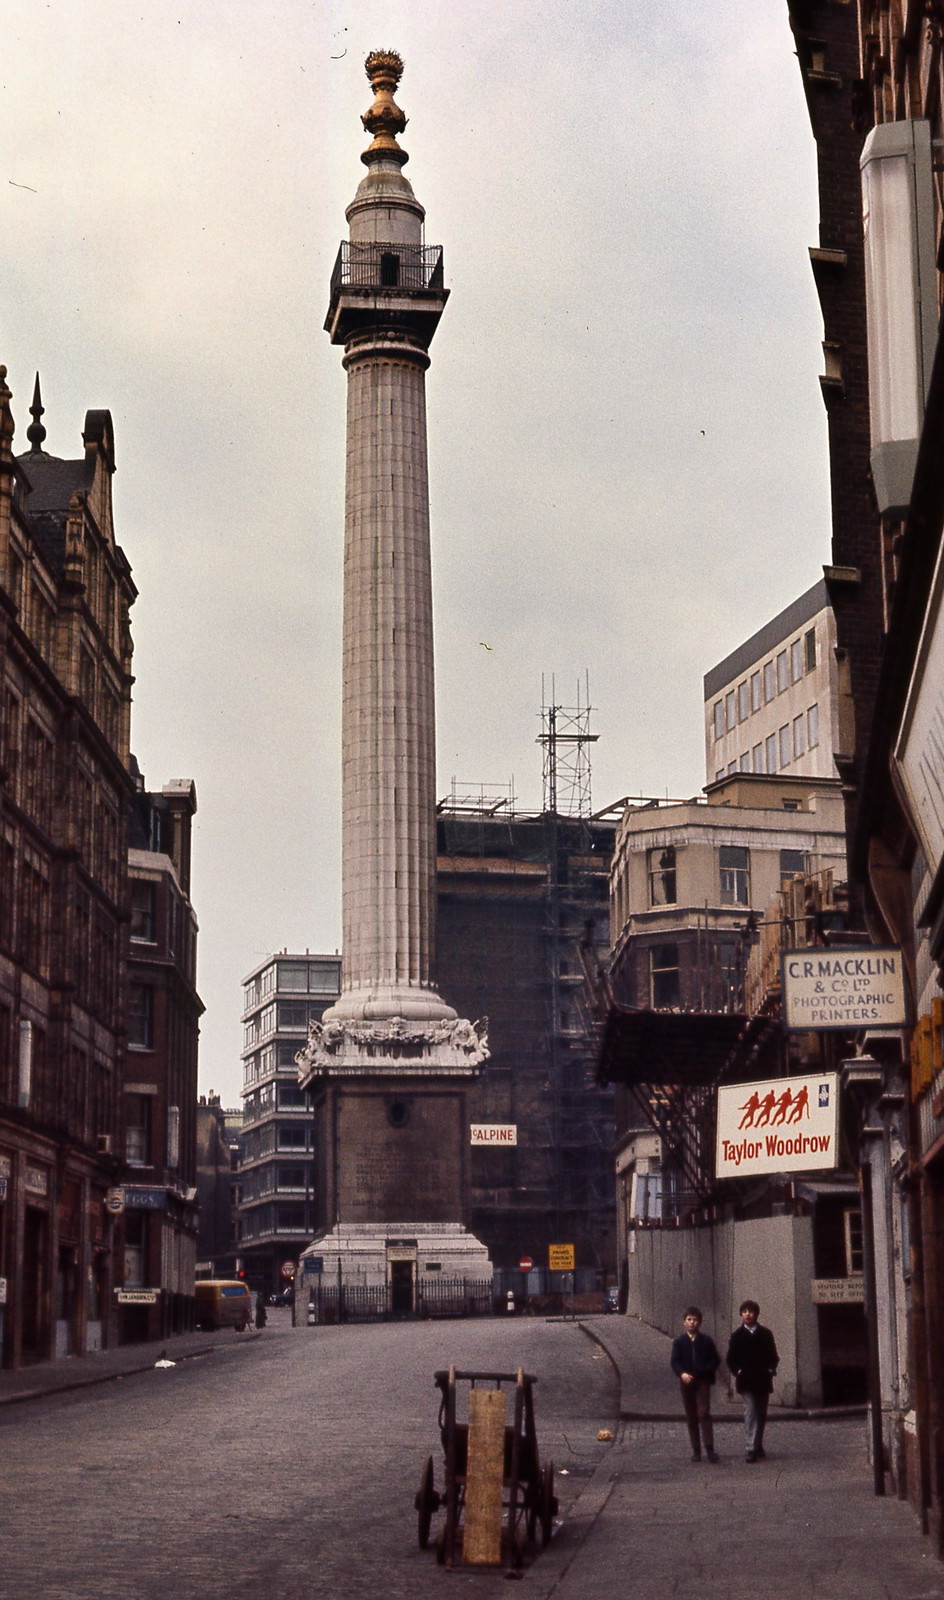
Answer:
[194, 1279, 252, 1332]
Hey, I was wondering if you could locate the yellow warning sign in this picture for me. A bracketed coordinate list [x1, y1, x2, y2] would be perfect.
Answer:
[548, 1243, 575, 1271]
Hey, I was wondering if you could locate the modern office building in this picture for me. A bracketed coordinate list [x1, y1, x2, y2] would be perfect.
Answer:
[239, 952, 340, 1298]
[704, 580, 839, 786]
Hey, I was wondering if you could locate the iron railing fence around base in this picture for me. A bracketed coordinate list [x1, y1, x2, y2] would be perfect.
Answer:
[305, 1277, 493, 1325]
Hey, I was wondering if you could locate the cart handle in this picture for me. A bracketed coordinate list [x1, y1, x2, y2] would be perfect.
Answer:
[432, 1369, 537, 1386]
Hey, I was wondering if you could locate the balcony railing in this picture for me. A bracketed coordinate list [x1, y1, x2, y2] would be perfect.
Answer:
[330, 240, 445, 295]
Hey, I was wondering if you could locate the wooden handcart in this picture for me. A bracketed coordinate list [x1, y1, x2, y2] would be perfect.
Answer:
[414, 1365, 558, 1569]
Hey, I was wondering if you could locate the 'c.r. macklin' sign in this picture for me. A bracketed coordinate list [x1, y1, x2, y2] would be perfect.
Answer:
[716, 1073, 838, 1179]
[781, 946, 907, 1032]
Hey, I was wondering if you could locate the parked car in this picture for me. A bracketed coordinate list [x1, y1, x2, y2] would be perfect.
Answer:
[194, 1279, 252, 1331]
[267, 1288, 294, 1307]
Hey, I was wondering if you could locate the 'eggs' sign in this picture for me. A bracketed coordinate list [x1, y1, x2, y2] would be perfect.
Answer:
[782, 947, 906, 1031]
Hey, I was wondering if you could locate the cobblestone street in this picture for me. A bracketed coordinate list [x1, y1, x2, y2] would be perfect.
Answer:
[3, 1313, 944, 1600]
[0, 1314, 617, 1600]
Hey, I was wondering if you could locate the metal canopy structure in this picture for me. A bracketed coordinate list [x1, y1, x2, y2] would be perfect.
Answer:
[595, 1005, 764, 1206]
[596, 1005, 749, 1089]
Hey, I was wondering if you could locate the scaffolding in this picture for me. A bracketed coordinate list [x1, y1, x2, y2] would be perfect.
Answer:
[435, 690, 617, 1270]
[537, 676, 598, 819]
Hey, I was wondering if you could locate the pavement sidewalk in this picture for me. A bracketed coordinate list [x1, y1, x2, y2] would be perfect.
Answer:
[526, 1313, 944, 1600]
[0, 1325, 262, 1406]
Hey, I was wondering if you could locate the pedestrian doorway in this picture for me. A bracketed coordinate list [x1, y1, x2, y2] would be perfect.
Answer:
[387, 1242, 417, 1316]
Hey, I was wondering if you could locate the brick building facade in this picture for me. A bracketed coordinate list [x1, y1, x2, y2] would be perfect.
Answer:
[0, 371, 135, 1365]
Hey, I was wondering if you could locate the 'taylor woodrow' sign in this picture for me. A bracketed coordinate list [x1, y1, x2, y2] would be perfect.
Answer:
[716, 1073, 839, 1179]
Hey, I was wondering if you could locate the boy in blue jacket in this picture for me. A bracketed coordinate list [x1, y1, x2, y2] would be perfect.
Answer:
[670, 1305, 721, 1462]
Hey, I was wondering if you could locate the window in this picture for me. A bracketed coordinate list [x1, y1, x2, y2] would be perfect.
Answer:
[779, 724, 792, 769]
[740, 751, 750, 772]
[130, 879, 156, 942]
[277, 961, 308, 991]
[650, 944, 680, 1008]
[278, 1165, 307, 1190]
[308, 961, 341, 996]
[844, 1208, 864, 1275]
[713, 701, 724, 740]
[127, 984, 153, 1049]
[725, 690, 736, 732]
[780, 849, 807, 887]
[727, 760, 737, 776]
[277, 1125, 308, 1149]
[793, 714, 806, 758]
[167, 1105, 180, 1169]
[763, 661, 775, 703]
[278, 1002, 309, 1029]
[791, 638, 803, 683]
[776, 650, 789, 693]
[808, 703, 819, 748]
[648, 846, 677, 906]
[805, 628, 817, 672]
[750, 672, 762, 712]
[752, 742, 764, 774]
[125, 1093, 151, 1165]
[737, 681, 749, 722]
[720, 846, 750, 906]
[765, 733, 778, 775]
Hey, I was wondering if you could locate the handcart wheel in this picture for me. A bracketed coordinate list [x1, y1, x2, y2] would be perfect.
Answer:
[540, 1460, 557, 1546]
[415, 1454, 439, 1548]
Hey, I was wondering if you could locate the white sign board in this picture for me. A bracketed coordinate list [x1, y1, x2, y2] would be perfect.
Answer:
[782, 947, 907, 1031]
[811, 1277, 864, 1304]
[470, 1124, 517, 1146]
[716, 1073, 839, 1179]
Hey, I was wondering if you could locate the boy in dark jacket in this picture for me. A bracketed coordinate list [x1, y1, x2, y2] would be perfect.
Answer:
[725, 1299, 779, 1462]
[670, 1305, 721, 1462]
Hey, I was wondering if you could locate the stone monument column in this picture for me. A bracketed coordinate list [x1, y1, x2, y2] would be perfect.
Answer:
[297, 53, 491, 1300]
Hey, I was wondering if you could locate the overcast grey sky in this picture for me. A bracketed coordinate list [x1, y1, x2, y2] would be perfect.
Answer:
[2, 2, 828, 1104]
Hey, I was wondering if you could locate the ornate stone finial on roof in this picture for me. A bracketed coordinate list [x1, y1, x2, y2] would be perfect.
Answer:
[0, 365, 13, 461]
[361, 50, 408, 167]
[26, 371, 47, 454]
